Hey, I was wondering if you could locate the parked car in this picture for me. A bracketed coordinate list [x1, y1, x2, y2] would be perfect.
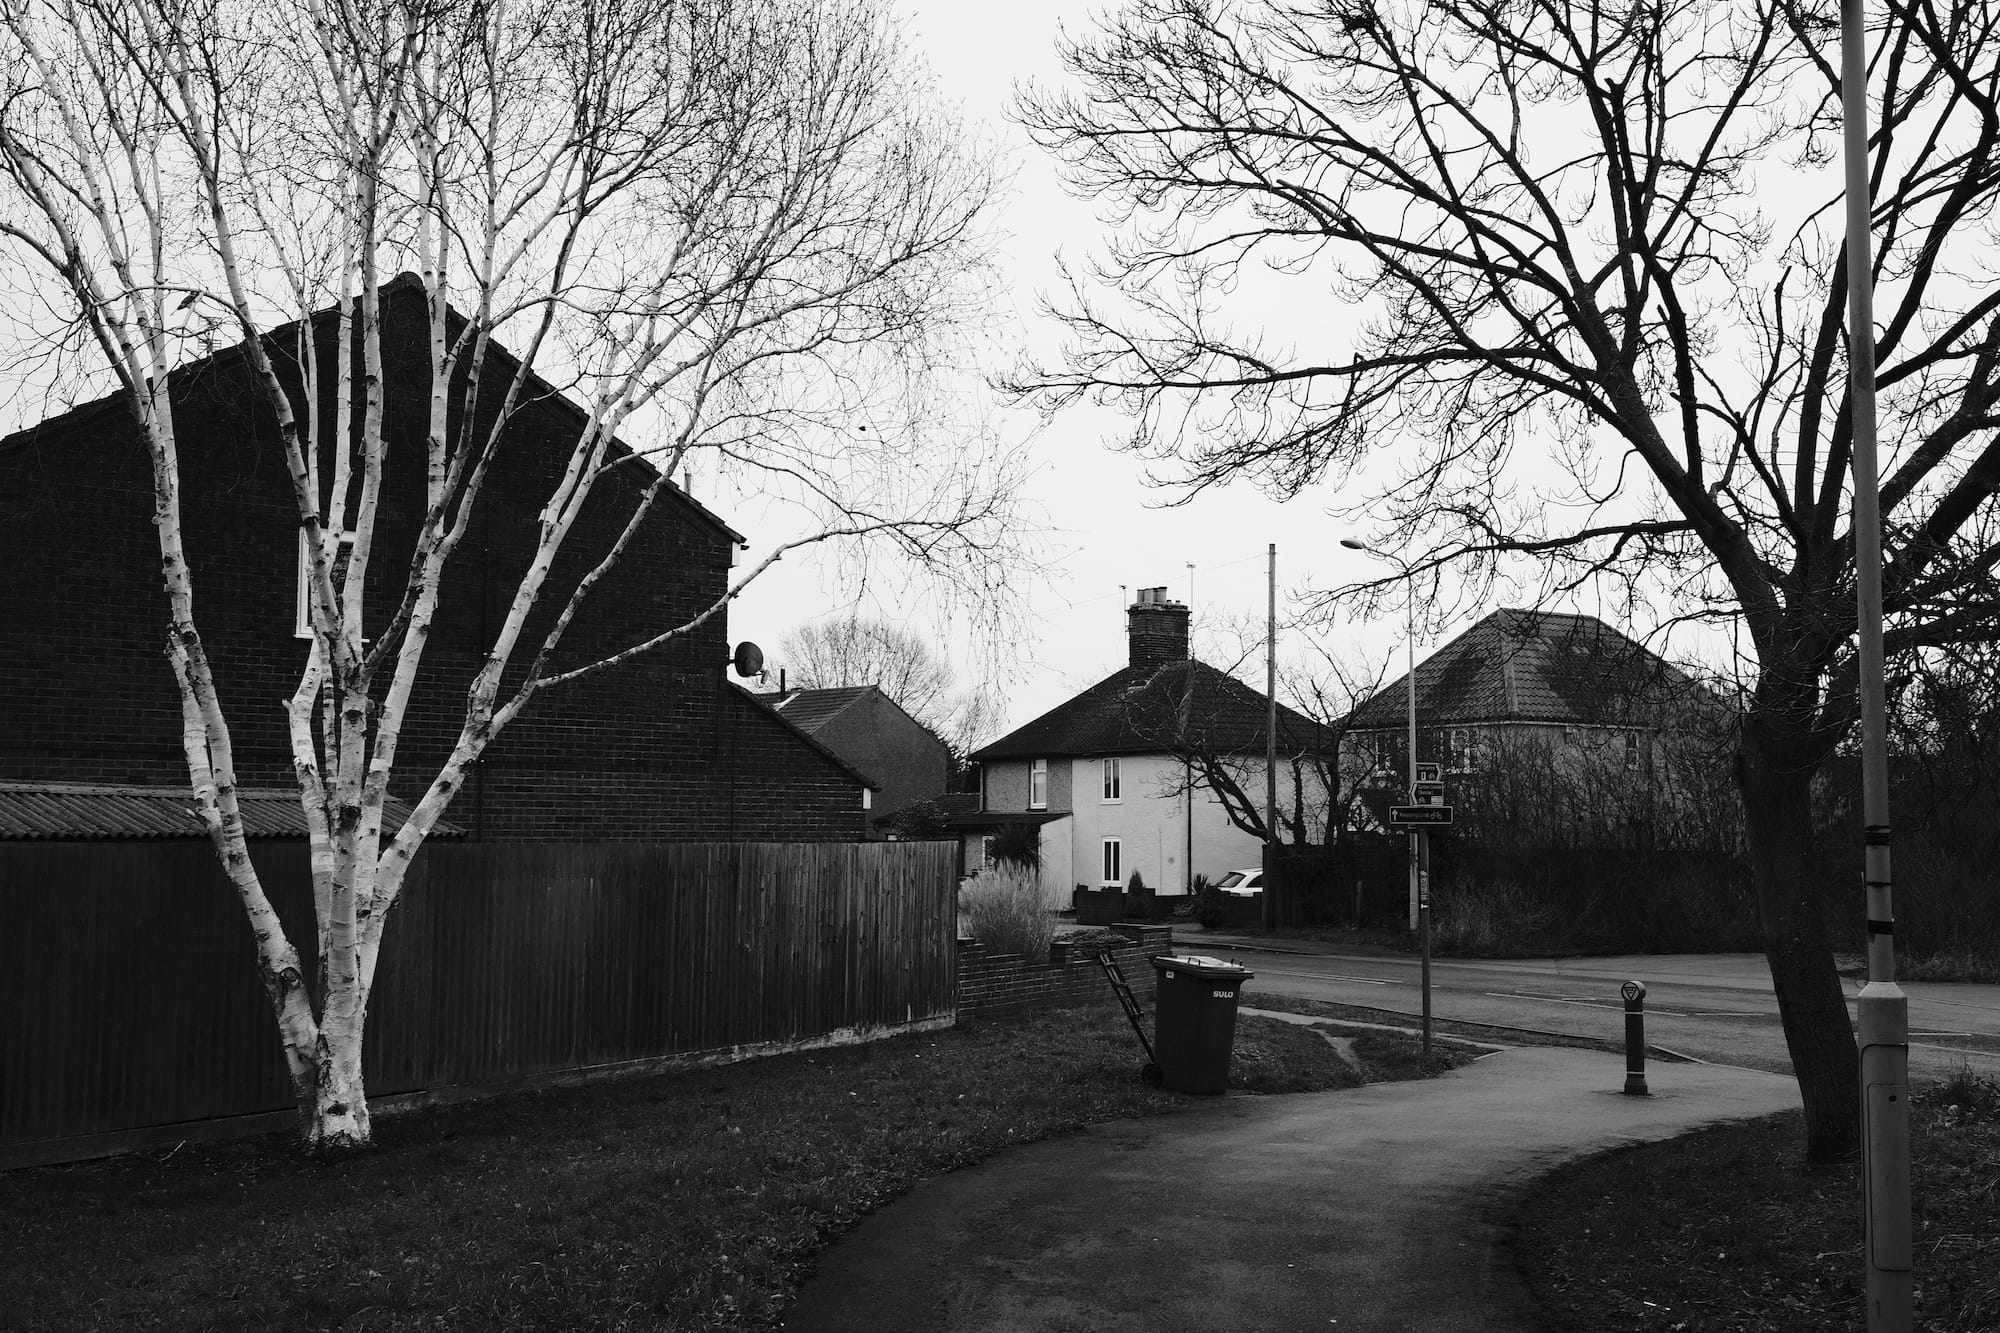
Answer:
[1214, 868, 1263, 897]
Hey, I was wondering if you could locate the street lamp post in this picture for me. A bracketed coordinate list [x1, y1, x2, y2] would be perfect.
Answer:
[1840, 0, 1911, 1325]
[1343, 539, 1431, 1059]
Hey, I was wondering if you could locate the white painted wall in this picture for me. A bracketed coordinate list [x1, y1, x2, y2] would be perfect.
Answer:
[1062, 754, 1283, 893]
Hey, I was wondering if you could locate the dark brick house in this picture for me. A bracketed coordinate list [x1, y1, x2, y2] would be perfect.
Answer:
[768, 686, 950, 839]
[0, 278, 872, 841]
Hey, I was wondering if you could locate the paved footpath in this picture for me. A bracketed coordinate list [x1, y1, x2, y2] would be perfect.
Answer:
[781, 1043, 1798, 1333]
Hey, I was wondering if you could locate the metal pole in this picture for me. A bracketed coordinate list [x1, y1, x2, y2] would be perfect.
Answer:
[1265, 543, 1279, 930]
[1841, 1, 1911, 1326]
[1407, 595, 1418, 932]
[1621, 981, 1648, 1095]
[1186, 564, 1195, 895]
[1418, 830, 1431, 1060]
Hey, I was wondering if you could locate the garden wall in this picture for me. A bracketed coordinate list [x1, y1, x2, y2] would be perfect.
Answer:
[955, 923, 1176, 1020]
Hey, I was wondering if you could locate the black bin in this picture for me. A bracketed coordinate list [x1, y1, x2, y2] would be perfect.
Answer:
[1148, 954, 1255, 1093]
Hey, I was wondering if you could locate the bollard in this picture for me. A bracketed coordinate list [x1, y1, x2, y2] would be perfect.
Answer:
[1621, 980, 1648, 1095]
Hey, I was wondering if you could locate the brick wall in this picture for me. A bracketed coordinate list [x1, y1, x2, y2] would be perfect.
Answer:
[955, 923, 1176, 1021]
[0, 284, 865, 841]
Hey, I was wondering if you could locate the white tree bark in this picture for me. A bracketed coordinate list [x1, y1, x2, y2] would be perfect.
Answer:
[1, 0, 1027, 1152]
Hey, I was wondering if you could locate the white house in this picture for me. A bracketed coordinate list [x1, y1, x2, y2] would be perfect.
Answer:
[970, 589, 1332, 905]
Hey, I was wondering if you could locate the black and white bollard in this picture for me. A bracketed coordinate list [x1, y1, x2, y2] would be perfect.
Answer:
[1621, 980, 1648, 1095]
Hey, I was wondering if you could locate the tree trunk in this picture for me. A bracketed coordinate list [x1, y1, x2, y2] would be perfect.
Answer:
[304, 1008, 371, 1154]
[1737, 712, 1858, 1161]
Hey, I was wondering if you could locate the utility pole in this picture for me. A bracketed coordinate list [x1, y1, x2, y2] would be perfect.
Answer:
[1264, 543, 1278, 930]
[1342, 537, 1430, 1057]
[1186, 562, 1195, 894]
[1842, 0, 1911, 1325]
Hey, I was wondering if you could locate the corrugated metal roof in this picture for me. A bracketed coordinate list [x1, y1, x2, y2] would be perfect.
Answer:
[0, 783, 464, 840]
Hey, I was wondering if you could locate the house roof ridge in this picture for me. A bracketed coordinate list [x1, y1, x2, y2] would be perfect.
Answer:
[0, 278, 745, 547]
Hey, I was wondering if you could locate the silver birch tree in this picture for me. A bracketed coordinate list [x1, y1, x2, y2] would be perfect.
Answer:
[0, 0, 1021, 1152]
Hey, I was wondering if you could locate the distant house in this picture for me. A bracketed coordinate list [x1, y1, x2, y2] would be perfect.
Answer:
[971, 589, 1331, 903]
[0, 276, 875, 842]
[1342, 608, 1730, 848]
[769, 686, 950, 840]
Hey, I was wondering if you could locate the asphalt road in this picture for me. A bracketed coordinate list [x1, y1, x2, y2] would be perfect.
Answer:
[1194, 935, 2000, 1080]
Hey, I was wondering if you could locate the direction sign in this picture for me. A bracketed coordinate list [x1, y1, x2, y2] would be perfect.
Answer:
[1413, 782, 1446, 806]
[1414, 762, 1443, 784]
[1388, 805, 1453, 827]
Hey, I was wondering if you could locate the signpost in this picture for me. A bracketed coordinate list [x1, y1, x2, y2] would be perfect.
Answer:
[1412, 782, 1446, 806]
[1388, 805, 1453, 827]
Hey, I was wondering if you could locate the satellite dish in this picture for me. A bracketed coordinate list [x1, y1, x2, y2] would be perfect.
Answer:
[731, 641, 765, 678]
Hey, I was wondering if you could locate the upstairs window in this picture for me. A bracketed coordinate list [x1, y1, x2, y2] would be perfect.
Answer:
[295, 529, 356, 639]
[1102, 757, 1122, 802]
[1029, 758, 1048, 810]
[1625, 731, 1641, 770]
[1448, 727, 1473, 772]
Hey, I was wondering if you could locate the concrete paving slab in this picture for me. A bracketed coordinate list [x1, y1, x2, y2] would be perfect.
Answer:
[780, 1045, 1798, 1333]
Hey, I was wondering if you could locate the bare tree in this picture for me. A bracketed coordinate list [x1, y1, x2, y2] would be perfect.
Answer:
[1013, 0, 2000, 1158]
[0, 0, 1021, 1152]
[778, 613, 1002, 763]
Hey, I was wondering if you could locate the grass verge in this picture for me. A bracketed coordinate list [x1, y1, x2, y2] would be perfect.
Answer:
[1, 1002, 1446, 1332]
[1516, 1066, 2000, 1332]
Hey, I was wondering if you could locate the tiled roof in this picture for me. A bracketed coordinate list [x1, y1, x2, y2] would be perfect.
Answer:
[972, 660, 1332, 762]
[1346, 609, 1713, 730]
[0, 782, 465, 840]
[772, 686, 874, 735]
[732, 686, 881, 788]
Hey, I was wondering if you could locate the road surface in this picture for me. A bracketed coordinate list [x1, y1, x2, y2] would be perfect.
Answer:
[1196, 937, 2000, 1080]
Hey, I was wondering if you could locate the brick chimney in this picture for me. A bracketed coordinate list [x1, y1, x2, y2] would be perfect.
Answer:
[1127, 587, 1190, 672]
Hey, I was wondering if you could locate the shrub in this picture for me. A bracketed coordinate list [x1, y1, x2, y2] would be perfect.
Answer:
[987, 821, 1042, 872]
[1429, 877, 1558, 955]
[1125, 870, 1154, 921]
[960, 863, 1056, 959]
[1189, 873, 1230, 931]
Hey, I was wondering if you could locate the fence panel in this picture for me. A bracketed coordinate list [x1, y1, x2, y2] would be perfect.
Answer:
[2, 838, 956, 1164]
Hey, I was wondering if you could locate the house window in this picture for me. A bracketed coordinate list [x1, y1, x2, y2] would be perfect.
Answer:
[1625, 731, 1641, 770]
[1102, 757, 1121, 802]
[295, 528, 356, 639]
[1448, 727, 1473, 772]
[1101, 837, 1122, 887]
[980, 835, 994, 870]
[1029, 758, 1048, 810]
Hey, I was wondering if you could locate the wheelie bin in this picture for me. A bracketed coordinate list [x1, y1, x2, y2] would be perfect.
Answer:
[1148, 954, 1255, 1093]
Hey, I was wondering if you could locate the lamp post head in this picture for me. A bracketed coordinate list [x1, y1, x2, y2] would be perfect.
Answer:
[1339, 538, 1370, 551]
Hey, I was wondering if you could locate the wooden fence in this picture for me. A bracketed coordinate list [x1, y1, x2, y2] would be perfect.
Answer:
[0, 839, 956, 1166]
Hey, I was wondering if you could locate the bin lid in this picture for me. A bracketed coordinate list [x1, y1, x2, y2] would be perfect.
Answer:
[1150, 954, 1254, 979]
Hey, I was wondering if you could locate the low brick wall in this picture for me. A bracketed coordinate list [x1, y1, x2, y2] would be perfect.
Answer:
[955, 923, 1177, 1021]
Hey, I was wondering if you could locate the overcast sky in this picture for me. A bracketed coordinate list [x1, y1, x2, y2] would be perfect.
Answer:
[725, 0, 1468, 737]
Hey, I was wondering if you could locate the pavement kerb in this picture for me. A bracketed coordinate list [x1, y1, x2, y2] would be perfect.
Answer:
[1241, 1004, 1511, 1052]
